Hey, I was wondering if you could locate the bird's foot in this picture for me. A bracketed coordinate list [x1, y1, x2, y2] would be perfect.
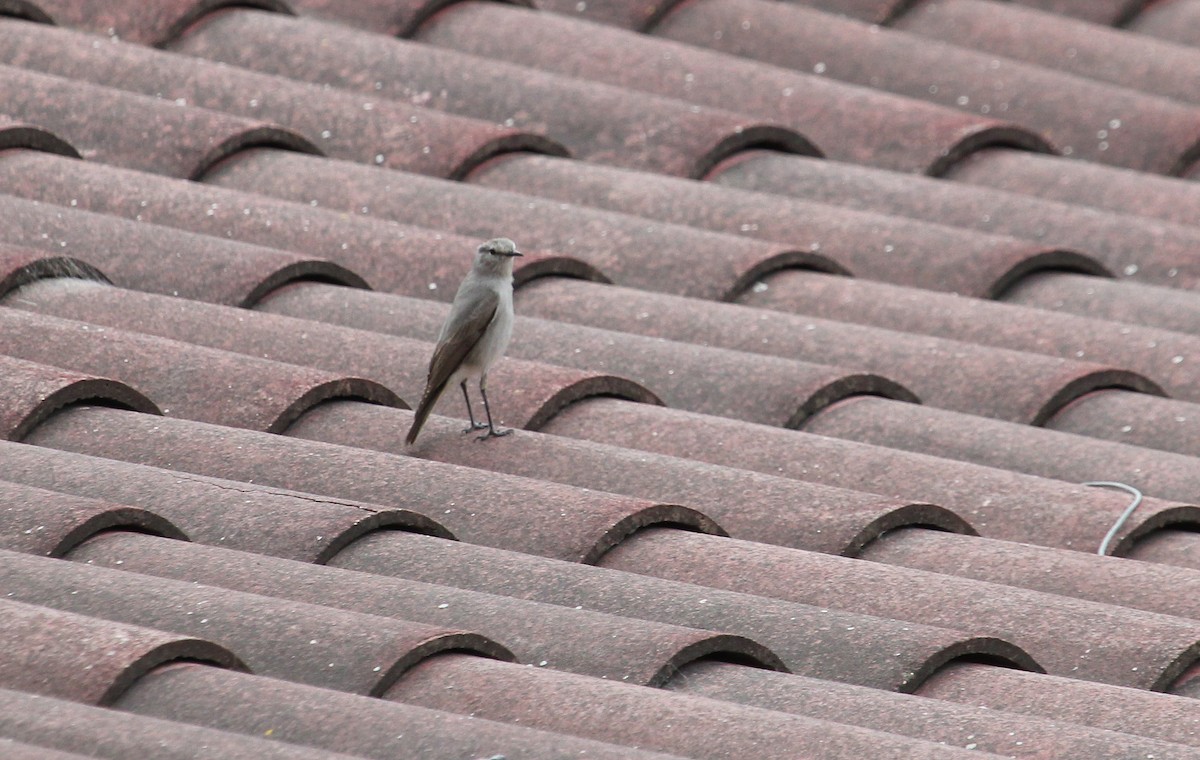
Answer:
[476, 427, 512, 441]
[461, 421, 489, 434]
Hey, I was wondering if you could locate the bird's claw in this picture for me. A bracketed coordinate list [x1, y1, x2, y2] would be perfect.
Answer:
[462, 421, 489, 434]
[475, 428, 512, 441]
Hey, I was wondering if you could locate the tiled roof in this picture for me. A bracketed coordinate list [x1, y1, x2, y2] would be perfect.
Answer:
[5, 0, 1200, 757]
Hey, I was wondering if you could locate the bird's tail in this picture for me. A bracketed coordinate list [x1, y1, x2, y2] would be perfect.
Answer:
[405, 380, 446, 445]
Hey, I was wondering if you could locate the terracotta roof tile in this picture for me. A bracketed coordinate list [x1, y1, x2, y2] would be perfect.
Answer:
[599, 527, 1200, 690]
[540, 399, 1199, 554]
[328, 530, 1023, 692]
[22, 408, 715, 564]
[0, 18, 559, 179]
[0, 686, 366, 760]
[261, 283, 915, 428]
[287, 402, 957, 557]
[416, 2, 1046, 174]
[0, 439, 442, 563]
[1127, 0, 1200, 46]
[0, 597, 240, 705]
[23, 0, 292, 45]
[0, 63, 315, 179]
[0, 479, 185, 558]
[0, 354, 157, 441]
[507, 277, 1158, 425]
[470, 153, 1092, 297]
[171, 10, 814, 178]
[117, 662, 682, 759]
[921, 661, 1200, 744]
[1008, 0, 1149, 25]
[800, 395, 1200, 525]
[9, 277, 644, 431]
[0, 307, 399, 432]
[5, 0, 1200, 753]
[739, 269, 1200, 402]
[71, 531, 784, 686]
[0, 738, 95, 760]
[712, 150, 1200, 291]
[0, 549, 511, 697]
[670, 659, 1195, 759]
[864, 527, 1200, 622]
[1003, 271, 1200, 334]
[650, 0, 1200, 173]
[0, 194, 364, 306]
[385, 652, 1003, 760]
[206, 148, 817, 300]
[896, 0, 1200, 106]
[947, 147, 1200, 227]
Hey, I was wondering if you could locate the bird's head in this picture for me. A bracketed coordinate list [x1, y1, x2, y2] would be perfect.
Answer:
[474, 237, 523, 276]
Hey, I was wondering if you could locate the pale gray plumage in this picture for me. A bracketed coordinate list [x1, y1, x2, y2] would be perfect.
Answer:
[406, 237, 522, 445]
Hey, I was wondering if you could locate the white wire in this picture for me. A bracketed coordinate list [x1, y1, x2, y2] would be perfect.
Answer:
[1082, 481, 1144, 556]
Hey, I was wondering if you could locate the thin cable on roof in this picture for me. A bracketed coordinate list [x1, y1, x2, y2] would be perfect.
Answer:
[1082, 481, 1144, 556]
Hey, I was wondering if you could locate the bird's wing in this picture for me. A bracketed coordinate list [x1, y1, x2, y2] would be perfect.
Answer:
[425, 286, 500, 393]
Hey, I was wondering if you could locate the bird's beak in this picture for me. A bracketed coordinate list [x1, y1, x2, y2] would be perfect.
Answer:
[507, 250, 524, 257]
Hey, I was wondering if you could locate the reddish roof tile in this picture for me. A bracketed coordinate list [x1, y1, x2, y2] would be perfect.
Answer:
[329, 530, 1027, 691]
[0, 479, 185, 558]
[0, 194, 364, 307]
[386, 652, 1002, 760]
[262, 283, 914, 428]
[0, 63, 315, 179]
[1046, 389, 1200, 455]
[0, 150, 532, 295]
[23, 0, 292, 45]
[416, 2, 1046, 174]
[0, 246, 105, 298]
[172, 10, 813, 178]
[670, 659, 1194, 759]
[896, 0, 1200, 106]
[947, 147, 1200, 228]
[24, 407, 715, 564]
[0, 306, 398, 432]
[71, 531, 784, 686]
[739, 268, 1200, 402]
[0, 354, 156, 441]
[864, 527, 1200, 623]
[0, 549, 511, 697]
[0, 18, 560, 179]
[470, 153, 1092, 297]
[5, 0, 1200, 753]
[206, 148, 818, 301]
[650, 0, 1200, 173]
[508, 277, 1157, 425]
[10, 277, 646, 431]
[118, 662, 681, 759]
[0, 439, 441, 563]
[1003, 271, 1200, 335]
[0, 686, 365, 760]
[920, 661, 1200, 745]
[1127, 0, 1200, 46]
[800, 396, 1200, 540]
[0, 598, 240, 705]
[0, 114, 78, 157]
[600, 527, 1200, 690]
[541, 398, 1199, 554]
[713, 150, 1200, 292]
[288, 401, 958, 557]
[1008, 0, 1150, 25]
[0, 739, 94, 760]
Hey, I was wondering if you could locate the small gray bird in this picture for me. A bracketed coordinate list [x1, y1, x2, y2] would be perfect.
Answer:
[406, 237, 522, 445]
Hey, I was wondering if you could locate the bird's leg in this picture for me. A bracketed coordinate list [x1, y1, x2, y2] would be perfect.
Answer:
[476, 378, 511, 440]
[460, 380, 487, 433]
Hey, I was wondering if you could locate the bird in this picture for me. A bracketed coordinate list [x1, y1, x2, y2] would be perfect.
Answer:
[405, 237, 523, 445]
